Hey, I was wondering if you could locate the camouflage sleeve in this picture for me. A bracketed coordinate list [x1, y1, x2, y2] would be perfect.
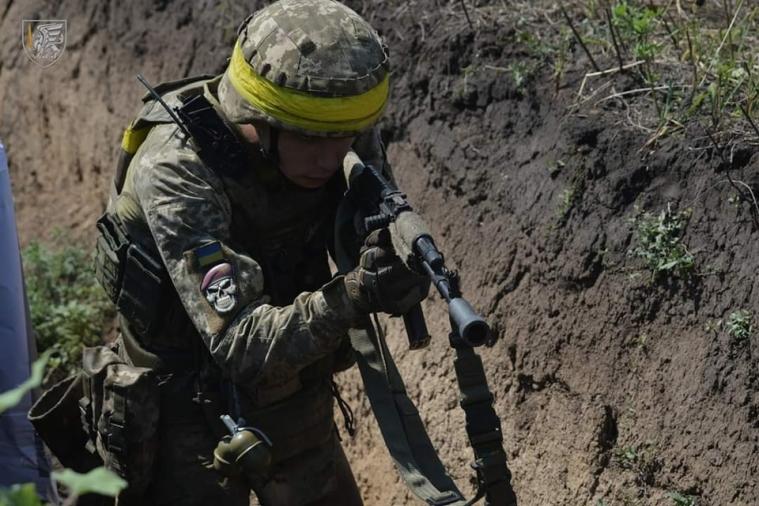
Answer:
[131, 124, 358, 384]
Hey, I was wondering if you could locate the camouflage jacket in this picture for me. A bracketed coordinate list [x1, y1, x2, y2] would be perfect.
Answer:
[109, 75, 389, 401]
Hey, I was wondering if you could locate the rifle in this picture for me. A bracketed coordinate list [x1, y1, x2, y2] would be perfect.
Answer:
[340, 151, 491, 350]
[336, 151, 518, 506]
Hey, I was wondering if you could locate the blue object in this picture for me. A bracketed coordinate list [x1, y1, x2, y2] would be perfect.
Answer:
[0, 141, 55, 498]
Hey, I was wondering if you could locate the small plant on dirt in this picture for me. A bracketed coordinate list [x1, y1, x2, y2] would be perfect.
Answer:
[668, 491, 696, 506]
[726, 309, 753, 340]
[22, 239, 115, 377]
[557, 186, 577, 220]
[611, 1, 662, 62]
[555, 166, 588, 226]
[615, 445, 642, 468]
[628, 204, 694, 281]
[551, 27, 573, 92]
[509, 61, 533, 93]
[635, 332, 649, 350]
[704, 319, 723, 335]
[614, 443, 660, 485]
[453, 64, 480, 105]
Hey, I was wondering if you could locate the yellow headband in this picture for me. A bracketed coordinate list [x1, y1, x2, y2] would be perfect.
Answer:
[227, 41, 389, 133]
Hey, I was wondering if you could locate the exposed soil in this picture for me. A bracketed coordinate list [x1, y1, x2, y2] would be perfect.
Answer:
[1, 1, 757, 505]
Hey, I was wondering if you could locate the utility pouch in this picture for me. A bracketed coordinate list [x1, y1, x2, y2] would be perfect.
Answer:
[81, 345, 160, 501]
[117, 244, 167, 339]
[94, 212, 168, 340]
[28, 374, 104, 473]
[95, 213, 129, 304]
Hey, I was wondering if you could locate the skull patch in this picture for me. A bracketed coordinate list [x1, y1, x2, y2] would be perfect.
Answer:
[201, 263, 238, 314]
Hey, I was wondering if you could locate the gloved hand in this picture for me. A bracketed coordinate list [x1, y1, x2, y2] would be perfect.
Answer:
[323, 229, 430, 319]
[346, 228, 431, 315]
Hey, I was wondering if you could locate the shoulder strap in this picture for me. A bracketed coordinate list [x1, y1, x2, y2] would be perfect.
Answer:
[350, 322, 465, 505]
[173, 92, 247, 179]
[112, 74, 244, 196]
[113, 74, 213, 195]
[350, 316, 517, 506]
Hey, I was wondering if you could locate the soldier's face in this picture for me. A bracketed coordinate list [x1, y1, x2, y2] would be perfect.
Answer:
[237, 124, 353, 189]
[276, 130, 354, 189]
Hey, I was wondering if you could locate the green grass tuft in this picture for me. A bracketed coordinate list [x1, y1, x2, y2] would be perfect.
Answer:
[22, 240, 115, 376]
[628, 204, 694, 280]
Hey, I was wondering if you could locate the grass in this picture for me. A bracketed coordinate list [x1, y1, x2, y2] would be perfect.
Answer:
[557, 186, 578, 221]
[562, 0, 759, 147]
[668, 491, 696, 506]
[22, 239, 115, 378]
[628, 204, 694, 281]
[471, 0, 759, 152]
[406, 0, 759, 150]
[555, 164, 588, 226]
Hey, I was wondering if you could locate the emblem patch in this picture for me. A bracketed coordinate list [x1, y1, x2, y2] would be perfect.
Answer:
[201, 263, 237, 314]
[22, 20, 66, 68]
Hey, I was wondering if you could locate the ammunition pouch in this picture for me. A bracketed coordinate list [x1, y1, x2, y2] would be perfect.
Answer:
[28, 374, 104, 473]
[95, 212, 169, 341]
[80, 344, 160, 502]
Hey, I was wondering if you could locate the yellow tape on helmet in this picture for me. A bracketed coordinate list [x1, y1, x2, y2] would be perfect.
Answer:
[227, 41, 388, 133]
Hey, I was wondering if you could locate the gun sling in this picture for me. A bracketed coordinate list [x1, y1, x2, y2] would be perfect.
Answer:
[351, 316, 517, 506]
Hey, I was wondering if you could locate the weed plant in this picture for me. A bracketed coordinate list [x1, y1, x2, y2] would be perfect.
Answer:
[629, 204, 694, 280]
[22, 241, 114, 377]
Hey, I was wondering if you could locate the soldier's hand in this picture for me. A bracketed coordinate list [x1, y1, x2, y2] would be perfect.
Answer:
[343, 229, 430, 315]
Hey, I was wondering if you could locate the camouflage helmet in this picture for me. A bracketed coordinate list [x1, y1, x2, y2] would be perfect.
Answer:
[218, 0, 390, 138]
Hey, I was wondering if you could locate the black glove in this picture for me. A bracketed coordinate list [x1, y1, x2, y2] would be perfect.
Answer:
[342, 229, 430, 315]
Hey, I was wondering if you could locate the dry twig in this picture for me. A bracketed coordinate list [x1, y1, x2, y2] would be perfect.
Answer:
[459, 0, 474, 33]
[578, 61, 645, 97]
[560, 4, 600, 72]
[604, 0, 625, 72]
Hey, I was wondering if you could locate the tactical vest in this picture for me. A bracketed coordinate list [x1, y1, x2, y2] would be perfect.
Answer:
[95, 74, 349, 464]
[99, 73, 343, 342]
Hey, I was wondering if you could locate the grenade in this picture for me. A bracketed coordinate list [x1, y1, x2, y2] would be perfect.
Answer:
[213, 414, 273, 489]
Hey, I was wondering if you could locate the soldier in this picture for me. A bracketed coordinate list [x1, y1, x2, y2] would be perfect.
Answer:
[92, 0, 429, 504]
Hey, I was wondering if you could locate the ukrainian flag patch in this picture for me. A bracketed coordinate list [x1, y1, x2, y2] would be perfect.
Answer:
[194, 241, 224, 268]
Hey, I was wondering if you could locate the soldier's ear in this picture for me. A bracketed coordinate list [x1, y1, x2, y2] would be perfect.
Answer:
[256, 122, 278, 160]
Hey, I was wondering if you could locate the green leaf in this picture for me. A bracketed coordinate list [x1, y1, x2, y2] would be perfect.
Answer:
[52, 467, 127, 498]
[0, 350, 52, 415]
[668, 491, 695, 505]
[632, 17, 650, 35]
[658, 259, 681, 271]
[0, 483, 44, 506]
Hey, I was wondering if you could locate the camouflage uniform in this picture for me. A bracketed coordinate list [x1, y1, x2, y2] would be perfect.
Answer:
[108, 76, 391, 505]
[103, 1, 394, 504]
